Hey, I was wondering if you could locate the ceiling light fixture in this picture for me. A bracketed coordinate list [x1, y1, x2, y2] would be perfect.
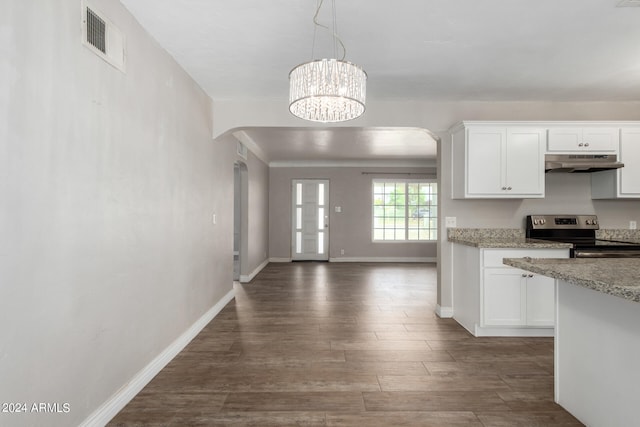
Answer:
[289, 0, 367, 123]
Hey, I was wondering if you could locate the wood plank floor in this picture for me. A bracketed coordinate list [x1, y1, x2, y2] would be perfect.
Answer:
[108, 262, 583, 426]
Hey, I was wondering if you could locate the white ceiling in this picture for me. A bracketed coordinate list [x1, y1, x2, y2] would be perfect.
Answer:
[118, 0, 640, 163]
[233, 127, 438, 166]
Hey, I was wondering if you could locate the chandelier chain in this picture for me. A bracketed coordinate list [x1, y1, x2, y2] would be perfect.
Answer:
[312, 0, 346, 61]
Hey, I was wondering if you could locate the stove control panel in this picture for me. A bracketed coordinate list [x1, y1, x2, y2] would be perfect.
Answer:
[527, 215, 599, 230]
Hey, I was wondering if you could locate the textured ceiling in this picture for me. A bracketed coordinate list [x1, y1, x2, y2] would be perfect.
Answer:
[118, 0, 640, 162]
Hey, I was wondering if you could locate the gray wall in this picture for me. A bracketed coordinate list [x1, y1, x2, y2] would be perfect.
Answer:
[0, 1, 235, 425]
[269, 166, 437, 261]
[246, 150, 270, 274]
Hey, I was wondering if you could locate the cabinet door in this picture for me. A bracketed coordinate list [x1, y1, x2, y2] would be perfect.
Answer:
[547, 128, 583, 151]
[505, 129, 545, 196]
[466, 128, 505, 195]
[548, 127, 618, 152]
[582, 128, 618, 151]
[526, 274, 555, 326]
[619, 128, 640, 196]
[483, 268, 526, 326]
[592, 128, 640, 199]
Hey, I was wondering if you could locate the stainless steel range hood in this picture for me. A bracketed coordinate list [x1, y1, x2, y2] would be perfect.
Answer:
[545, 154, 624, 173]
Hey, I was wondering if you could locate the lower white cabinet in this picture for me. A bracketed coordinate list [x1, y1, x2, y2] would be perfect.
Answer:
[452, 245, 569, 337]
[483, 268, 526, 326]
[483, 268, 555, 327]
[525, 273, 556, 326]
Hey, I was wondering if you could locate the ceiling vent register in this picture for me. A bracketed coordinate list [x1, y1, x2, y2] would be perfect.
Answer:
[86, 8, 106, 53]
[82, 2, 125, 72]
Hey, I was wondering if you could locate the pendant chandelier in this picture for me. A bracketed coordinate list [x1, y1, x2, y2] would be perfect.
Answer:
[289, 0, 367, 123]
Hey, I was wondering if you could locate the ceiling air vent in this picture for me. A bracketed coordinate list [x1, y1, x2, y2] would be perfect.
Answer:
[86, 8, 106, 53]
[82, 2, 125, 72]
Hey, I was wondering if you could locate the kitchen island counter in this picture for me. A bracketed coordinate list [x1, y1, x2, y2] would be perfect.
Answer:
[503, 256, 640, 427]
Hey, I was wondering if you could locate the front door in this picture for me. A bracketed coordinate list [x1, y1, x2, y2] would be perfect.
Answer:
[291, 179, 329, 261]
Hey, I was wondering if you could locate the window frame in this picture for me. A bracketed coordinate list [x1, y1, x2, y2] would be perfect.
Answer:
[371, 179, 438, 243]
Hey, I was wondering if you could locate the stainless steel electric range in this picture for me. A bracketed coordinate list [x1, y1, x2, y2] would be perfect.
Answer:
[526, 214, 640, 258]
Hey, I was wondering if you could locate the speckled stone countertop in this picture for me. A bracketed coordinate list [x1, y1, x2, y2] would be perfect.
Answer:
[448, 228, 573, 249]
[596, 229, 640, 244]
[503, 257, 640, 303]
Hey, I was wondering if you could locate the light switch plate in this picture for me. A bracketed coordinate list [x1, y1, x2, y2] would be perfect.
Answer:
[335, 206, 342, 213]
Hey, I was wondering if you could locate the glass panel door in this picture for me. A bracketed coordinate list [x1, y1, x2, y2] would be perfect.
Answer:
[291, 179, 329, 260]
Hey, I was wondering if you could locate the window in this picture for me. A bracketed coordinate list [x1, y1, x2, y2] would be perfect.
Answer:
[372, 180, 437, 241]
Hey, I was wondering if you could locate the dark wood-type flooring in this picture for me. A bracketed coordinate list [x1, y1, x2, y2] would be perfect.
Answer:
[109, 262, 583, 426]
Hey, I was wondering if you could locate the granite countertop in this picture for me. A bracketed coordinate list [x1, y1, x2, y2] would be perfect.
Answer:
[448, 228, 573, 249]
[503, 257, 640, 303]
[597, 229, 640, 243]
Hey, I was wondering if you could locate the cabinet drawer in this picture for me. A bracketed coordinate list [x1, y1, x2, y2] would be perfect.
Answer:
[482, 249, 569, 268]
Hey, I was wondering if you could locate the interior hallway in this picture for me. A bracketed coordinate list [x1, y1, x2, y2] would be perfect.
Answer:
[109, 262, 582, 426]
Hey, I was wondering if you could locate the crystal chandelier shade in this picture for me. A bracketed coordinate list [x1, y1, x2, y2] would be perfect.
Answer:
[289, 58, 367, 123]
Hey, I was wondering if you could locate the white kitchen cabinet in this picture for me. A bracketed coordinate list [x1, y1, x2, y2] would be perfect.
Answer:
[451, 245, 569, 336]
[526, 274, 555, 326]
[482, 254, 556, 328]
[547, 127, 618, 152]
[483, 268, 526, 326]
[591, 128, 640, 199]
[452, 125, 545, 198]
[482, 268, 555, 327]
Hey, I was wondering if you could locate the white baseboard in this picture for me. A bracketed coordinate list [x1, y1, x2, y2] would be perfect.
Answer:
[436, 304, 454, 318]
[80, 288, 236, 427]
[239, 259, 269, 283]
[474, 326, 554, 337]
[329, 257, 436, 263]
[268, 257, 291, 263]
[268, 257, 436, 264]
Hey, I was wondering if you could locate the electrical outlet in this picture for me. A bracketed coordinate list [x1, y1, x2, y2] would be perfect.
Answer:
[340, 249, 345, 255]
[445, 217, 457, 228]
[630, 221, 637, 230]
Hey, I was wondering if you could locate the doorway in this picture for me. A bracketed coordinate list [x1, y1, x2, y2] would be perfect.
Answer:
[234, 162, 248, 281]
[291, 179, 329, 261]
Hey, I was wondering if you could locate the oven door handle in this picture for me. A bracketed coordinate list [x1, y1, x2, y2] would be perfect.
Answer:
[574, 250, 640, 258]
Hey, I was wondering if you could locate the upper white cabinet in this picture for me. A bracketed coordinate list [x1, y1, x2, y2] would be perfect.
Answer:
[592, 128, 640, 199]
[547, 127, 618, 152]
[452, 124, 545, 199]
